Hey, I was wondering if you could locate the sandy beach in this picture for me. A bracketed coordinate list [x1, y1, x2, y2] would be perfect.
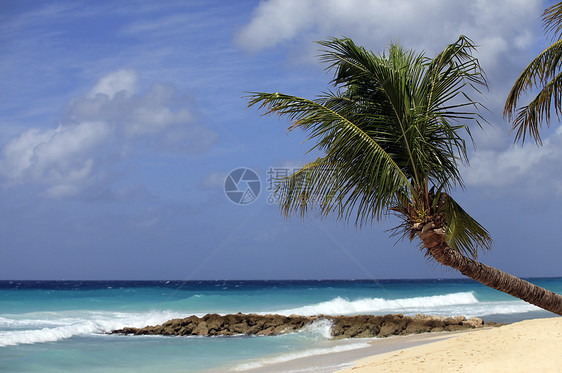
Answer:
[338, 317, 562, 373]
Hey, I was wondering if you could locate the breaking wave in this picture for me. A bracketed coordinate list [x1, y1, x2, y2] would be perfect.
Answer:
[0, 310, 184, 347]
[267, 292, 539, 318]
[269, 292, 479, 316]
[0, 292, 541, 347]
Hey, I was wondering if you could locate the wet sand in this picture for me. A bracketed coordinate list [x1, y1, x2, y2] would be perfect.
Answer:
[235, 330, 467, 373]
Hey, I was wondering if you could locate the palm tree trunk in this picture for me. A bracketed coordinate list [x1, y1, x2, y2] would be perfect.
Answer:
[418, 223, 562, 316]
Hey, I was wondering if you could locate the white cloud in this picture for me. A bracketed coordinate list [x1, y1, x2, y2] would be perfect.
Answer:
[89, 69, 138, 99]
[236, 0, 547, 155]
[238, 0, 559, 196]
[236, 0, 542, 75]
[463, 125, 562, 195]
[0, 69, 218, 198]
[0, 122, 110, 186]
[236, 1, 314, 51]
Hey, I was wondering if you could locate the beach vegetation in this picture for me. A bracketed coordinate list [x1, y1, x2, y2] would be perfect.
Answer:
[504, 1, 562, 144]
[247, 36, 562, 315]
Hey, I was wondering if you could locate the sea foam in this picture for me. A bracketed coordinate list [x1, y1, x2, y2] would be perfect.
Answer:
[300, 318, 334, 339]
[268, 292, 480, 316]
[0, 310, 184, 347]
[0, 291, 542, 347]
[266, 292, 541, 319]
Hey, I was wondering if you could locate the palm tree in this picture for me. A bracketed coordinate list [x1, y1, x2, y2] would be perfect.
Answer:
[248, 36, 562, 315]
[504, 1, 562, 144]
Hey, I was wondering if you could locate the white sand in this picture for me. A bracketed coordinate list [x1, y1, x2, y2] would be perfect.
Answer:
[338, 317, 562, 373]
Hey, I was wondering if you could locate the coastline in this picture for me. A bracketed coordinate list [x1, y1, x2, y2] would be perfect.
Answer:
[228, 317, 562, 373]
[337, 316, 562, 373]
[2, 280, 560, 372]
[232, 330, 468, 373]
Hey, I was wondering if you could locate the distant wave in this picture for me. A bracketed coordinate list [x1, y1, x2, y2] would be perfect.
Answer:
[0, 310, 184, 347]
[265, 292, 540, 318]
[267, 292, 479, 316]
[0, 292, 542, 347]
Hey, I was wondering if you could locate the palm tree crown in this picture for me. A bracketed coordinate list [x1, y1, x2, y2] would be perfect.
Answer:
[248, 36, 491, 258]
[504, 1, 562, 145]
[247, 36, 562, 315]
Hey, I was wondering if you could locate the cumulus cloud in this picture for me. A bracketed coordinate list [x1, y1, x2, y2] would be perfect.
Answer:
[236, 0, 542, 106]
[89, 69, 139, 99]
[0, 121, 111, 198]
[237, 0, 540, 61]
[463, 125, 562, 196]
[238, 0, 562, 197]
[68, 72, 203, 143]
[0, 69, 218, 198]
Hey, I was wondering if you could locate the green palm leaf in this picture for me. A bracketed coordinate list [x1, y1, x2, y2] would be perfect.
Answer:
[543, 1, 562, 40]
[439, 194, 492, 258]
[247, 36, 490, 257]
[504, 2, 562, 144]
[248, 92, 412, 223]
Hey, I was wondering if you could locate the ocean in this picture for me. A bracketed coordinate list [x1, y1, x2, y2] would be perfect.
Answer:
[1, 278, 561, 372]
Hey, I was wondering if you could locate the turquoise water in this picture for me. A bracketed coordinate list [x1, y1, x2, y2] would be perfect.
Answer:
[1, 278, 561, 372]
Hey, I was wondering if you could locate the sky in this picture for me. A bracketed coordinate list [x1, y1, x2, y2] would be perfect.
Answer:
[0, 0, 561, 280]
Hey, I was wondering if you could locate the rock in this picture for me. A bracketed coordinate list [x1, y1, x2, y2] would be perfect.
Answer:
[111, 313, 498, 339]
[404, 322, 432, 334]
[204, 313, 224, 333]
[192, 322, 208, 335]
[464, 317, 484, 327]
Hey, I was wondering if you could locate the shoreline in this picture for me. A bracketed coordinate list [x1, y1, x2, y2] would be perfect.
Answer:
[337, 316, 561, 373]
[225, 317, 561, 373]
[232, 330, 470, 373]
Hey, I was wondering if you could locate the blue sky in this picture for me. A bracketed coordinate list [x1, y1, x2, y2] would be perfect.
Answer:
[1, 0, 561, 280]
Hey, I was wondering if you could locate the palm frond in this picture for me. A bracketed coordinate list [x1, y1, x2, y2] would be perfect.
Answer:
[505, 2, 562, 145]
[439, 194, 492, 258]
[316, 36, 486, 191]
[247, 36, 489, 254]
[543, 1, 562, 40]
[510, 70, 562, 144]
[247, 91, 413, 224]
[504, 40, 562, 144]
[317, 38, 425, 187]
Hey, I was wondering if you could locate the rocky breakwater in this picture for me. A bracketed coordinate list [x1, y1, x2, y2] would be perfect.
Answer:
[111, 313, 501, 339]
